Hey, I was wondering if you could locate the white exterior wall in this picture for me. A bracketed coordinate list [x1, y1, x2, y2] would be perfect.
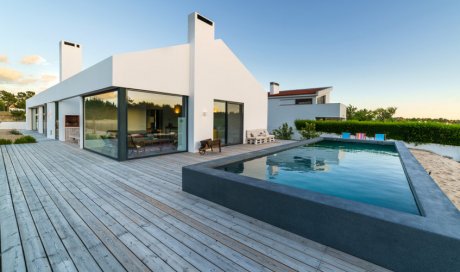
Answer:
[188, 13, 267, 151]
[58, 97, 80, 141]
[268, 100, 346, 133]
[46, 102, 56, 139]
[113, 44, 190, 96]
[60, 41, 82, 82]
[38, 106, 44, 134]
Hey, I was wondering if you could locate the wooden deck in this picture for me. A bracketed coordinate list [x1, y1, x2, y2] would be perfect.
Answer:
[0, 134, 390, 272]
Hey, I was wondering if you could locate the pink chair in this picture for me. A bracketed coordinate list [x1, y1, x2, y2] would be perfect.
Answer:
[355, 133, 366, 140]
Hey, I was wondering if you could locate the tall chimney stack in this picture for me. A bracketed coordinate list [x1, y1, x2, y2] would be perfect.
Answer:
[270, 82, 280, 95]
[59, 40, 82, 82]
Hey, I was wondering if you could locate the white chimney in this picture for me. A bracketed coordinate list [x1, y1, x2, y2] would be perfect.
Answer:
[188, 12, 215, 44]
[59, 40, 82, 82]
[270, 82, 280, 95]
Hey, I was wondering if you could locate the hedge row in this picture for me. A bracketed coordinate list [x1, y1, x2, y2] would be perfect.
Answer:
[294, 120, 460, 146]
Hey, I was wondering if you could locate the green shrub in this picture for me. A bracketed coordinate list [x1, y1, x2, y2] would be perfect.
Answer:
[272, 123, 294, 140]
[294, 120, 460, 146]
[9, 129, 22, 135]
[14, 135, 37, 144]
[0, 139, 12, 145]
[299, 122, 320, 140]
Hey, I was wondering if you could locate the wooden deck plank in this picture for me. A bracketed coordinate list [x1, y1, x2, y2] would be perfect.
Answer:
[8, 144, 105, 272]
[19, 142, 205, 271]
[2, 133, 390, 272]
[13, 145, 126, 272]
[0, 147, 26, 272]
[5, 145, 78, 272]
[27, 142, 251, 272]
[1, 145, 52, 272]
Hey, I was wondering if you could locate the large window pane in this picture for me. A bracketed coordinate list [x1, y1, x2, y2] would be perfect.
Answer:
[127, 89, 187, 158]
[84, 91, 118, 158]
[227, 103, 243, 145]
[213, 101, 226, 143]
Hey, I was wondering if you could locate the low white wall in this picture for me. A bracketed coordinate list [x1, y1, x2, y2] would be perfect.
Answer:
[0, 122, 26, 130]
[318, 133, 460, 162]
[405, 143, 460, 162]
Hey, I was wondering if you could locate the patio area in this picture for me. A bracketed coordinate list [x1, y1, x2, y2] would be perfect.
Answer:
[0, 133, 389, 272]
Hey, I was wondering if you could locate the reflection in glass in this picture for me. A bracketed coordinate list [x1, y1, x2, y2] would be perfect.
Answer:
[213, 101, 226, 143]
[84, 91, 118, 158]
[227, 103, 243, 145]
[127, 89, 187, 158]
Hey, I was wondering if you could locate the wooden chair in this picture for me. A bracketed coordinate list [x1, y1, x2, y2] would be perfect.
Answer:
[199, 139, 221, 155]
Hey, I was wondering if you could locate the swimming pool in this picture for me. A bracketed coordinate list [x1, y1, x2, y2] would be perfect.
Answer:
[218, 140, 420, 214]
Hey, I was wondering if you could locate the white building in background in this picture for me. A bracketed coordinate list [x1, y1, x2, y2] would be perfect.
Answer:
[268, 82, 346, 134]
[26, 13, 267, 160]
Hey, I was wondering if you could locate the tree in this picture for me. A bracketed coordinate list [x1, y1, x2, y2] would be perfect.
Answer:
[14, 91, 35, 109]
[354, 109, 375, 121]
[0, 90, 17, 109]
[374, 107, 397, 121]
[346, 105, 357, 120]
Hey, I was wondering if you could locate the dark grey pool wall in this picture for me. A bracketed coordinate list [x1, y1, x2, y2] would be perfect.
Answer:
[182, 138, 460, 272]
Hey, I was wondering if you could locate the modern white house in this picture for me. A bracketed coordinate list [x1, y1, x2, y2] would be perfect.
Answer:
[26, 13, 268, 160]
[268, 82, 346, 135]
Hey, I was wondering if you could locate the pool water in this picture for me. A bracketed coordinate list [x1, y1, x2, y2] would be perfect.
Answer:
[218, 141, 420, 215]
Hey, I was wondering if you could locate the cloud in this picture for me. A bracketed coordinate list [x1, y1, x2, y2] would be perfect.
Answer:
[20, 55, 47, 65]
[0, 55, 7, 63]
[0, 67, 23, 82]
[18, 78, 39, 85]
[41, 74, 57, 82]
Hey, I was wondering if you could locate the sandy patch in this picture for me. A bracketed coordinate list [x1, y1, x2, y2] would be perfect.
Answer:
[411, 149, 460, 210]
[0, 129, 24, 141]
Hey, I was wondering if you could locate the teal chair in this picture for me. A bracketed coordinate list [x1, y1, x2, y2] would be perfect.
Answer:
[341, 132, 351, 139]
[375, 134, 386, 141]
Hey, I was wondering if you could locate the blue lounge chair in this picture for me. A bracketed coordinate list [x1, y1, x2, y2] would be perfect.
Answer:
[342, 132, 351, 139]
[375, 134, 386, 141]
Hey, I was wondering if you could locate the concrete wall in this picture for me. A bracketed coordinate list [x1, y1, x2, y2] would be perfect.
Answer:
[268, 101, 346, 133]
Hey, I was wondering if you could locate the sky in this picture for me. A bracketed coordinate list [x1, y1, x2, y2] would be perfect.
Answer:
[1, 0, 459, 119]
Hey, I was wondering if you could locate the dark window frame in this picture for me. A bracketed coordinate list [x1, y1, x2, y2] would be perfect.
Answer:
[214, 99, 244, 146]
[295, 98, 313, 105]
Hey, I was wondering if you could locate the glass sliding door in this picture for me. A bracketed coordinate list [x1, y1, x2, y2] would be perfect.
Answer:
[227, 103, 243, 145]
[213, 100, 243, 145]
[126, 89, 187, 158]
[84, 91, 118, 158]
